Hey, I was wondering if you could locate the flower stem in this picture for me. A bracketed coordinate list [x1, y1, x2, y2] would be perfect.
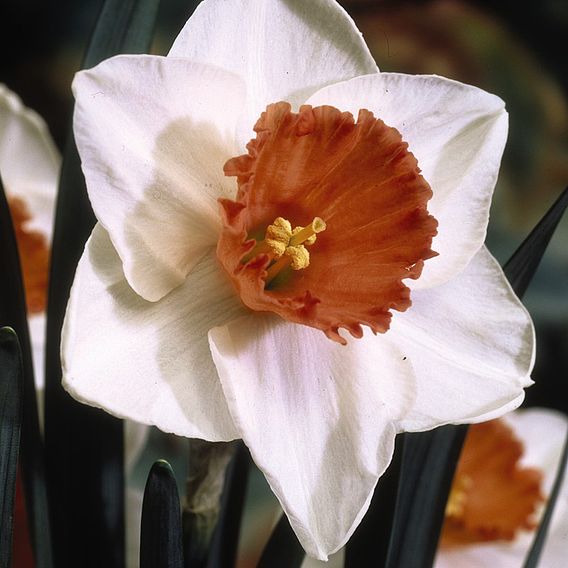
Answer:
[182, 440, 237, 568]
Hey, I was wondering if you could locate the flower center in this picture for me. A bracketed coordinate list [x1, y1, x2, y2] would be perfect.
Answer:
[217, 102, 438, 343]
[243, 216, 326, 284]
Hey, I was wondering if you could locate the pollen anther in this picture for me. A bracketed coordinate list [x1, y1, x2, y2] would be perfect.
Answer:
[445, 474, 473, 519]
[264, 243, 310, 283]
[248, 216, 325, 283]
[285, 244, 310, 270]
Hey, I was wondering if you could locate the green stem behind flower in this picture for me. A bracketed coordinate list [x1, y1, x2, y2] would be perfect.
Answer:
[182, 440, 237, 568]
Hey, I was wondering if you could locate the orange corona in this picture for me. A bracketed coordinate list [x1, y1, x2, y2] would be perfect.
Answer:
[217, 102, 438, 343]
[441, 419, 544, 546]
[8, 196, 50, 314]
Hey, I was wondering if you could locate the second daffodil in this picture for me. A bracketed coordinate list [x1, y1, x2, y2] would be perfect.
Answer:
[62, 0, 535, 559]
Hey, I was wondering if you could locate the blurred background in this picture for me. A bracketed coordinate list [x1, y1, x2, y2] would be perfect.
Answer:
[1, 1, 567, 566]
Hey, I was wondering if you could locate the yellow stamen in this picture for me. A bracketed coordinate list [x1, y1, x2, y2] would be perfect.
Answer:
[285, 245, 310, 270]
[265, 254, 291, 283]
[265, 217, 292, 244]
[291, 226, 316, 246]
[243, 216, 326, 283]
[265, 243, 311, 283]
[266, 240, 287, 257]
[289, 217, 326, 246]
[242, 217, 291, 263]
[445, 475, 473, 519]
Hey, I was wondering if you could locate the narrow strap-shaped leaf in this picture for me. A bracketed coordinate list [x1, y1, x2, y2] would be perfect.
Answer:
[140, 460, 184, 568]
[379, 186, 568, 568]
[0, 178, 53, 567]
[82, 0, 161, 69]
[522, 428, 568, 567]
[207, 443, 250, 568]
[383, 427, 467, 568]
[43, 1, 160, 567]
[257, 514, 305, 568]
[0, 328, 23, 568]
[504, 186, 568, 413]
[503, 186, 568, 296]
[345, 435, 403, 567]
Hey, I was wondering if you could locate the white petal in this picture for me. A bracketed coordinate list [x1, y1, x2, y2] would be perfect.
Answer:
[209, 314, 405, 559]
[73, 55, 246, 301]
[0, 84, 59, 240]
[435, 540, 527, 568]
[169, 0, 378, 144]
[540, 501, 568, 568]
[29, 313, 46, 427]
[62, 224, 245, 440]
[389, 246, 534, 431]
[505, 408, 568, 492]
[302, 548, 344, 568]
[306, 73, 508, 288]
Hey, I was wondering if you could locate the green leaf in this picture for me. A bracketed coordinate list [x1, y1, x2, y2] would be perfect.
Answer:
[503, 186, 568, 296]
[0, 174, 53, 567]
[83, 0, 162, 69]
[140, 460, 183, 568]
[345, 435, 403, 567]
[257, 514, 305, 568]
[43, 1, 160, 566]
[0, 328, 23, 568]
[384, 427, 467, 568]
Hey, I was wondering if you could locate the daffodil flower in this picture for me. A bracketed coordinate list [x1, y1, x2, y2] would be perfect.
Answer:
[435, 408, 568, 568]
[62, 0, 535, 558]
[0, 83, 59, 400]
[0, 81, 59, 566]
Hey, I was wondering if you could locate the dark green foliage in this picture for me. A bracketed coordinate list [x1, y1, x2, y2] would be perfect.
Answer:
[345, 435, 403, 567]
[384, 427, 467, 568]
[503, 187, 568, 297]
[141, 460, 184, 568]
[257, 514, 305, 568]
[0, 328, 23, 568]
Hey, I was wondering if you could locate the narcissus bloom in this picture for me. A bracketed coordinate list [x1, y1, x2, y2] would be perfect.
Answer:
[0, 82, 59, 567]
[435, 409, 568, 568]
[62, 0, 535, 558]
[0, 84, 59, 393]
